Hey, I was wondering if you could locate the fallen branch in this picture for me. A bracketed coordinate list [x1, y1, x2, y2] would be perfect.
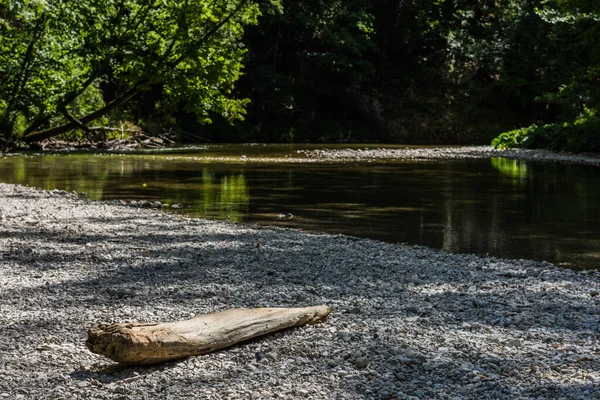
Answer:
[87, 126, 141, 133]
[86, 305, 332, 365]
[37, 130, 175, 151]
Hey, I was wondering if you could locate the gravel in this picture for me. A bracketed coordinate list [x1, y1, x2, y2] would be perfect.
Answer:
[110, 145, 600, 166]
[1, 182, 600, 399]
[295, 146, 600, 166]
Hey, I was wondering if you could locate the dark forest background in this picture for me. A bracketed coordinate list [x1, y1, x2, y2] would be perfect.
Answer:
[208, 0, 600, 148]
[1, 0, 599, 150]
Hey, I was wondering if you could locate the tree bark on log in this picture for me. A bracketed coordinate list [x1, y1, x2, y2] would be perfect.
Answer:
[86, 305, 332, 365]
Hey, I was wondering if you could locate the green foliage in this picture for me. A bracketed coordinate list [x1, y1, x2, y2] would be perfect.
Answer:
[366, 0, 529, 143]
[491, 125, 545, 150]
[528, 0, 600, 120]
[490, 158, 529, 182]
[0, 0, 261, 145]
[235, 0, 378, 141]
[492, 116, 600, 153]
[1, 0, 598, 148]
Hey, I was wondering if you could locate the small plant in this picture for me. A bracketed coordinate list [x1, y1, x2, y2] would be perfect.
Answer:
[492, 117, 600, 153]
[491, 126, 537, 150]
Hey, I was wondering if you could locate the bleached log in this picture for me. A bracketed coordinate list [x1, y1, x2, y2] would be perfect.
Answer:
[86, 305, 332, 365]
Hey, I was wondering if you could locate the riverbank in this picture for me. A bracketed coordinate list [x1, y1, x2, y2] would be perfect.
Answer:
[296, 146, 600, 166]
[1, 183, 599, 399]
[10, 143, 600, 167]
[166, 145, 600, 165]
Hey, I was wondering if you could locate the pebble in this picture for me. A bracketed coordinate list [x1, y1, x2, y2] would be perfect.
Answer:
[354, 357, 370, 369]
[1, 182, 600, 400]
[296, 146, 600, 166]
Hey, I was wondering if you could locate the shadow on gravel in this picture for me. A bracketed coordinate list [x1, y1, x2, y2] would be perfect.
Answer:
[420, 290, 599, 333]
[3, 221, 598, 324]
[3, 193, 42, 200]
[70, 361, 182, 383]
[524, 382, 600, 399]
[3, 208, 600, 399]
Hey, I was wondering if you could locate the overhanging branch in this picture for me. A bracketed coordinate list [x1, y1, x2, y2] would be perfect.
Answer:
[60, 105, 91, 133]
[21, 0, 250, 144]
[23, 89, 138, 143]
[167, 0, 250, 69]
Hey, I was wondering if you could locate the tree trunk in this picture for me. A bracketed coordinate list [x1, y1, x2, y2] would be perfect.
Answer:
[22, 90, 138, 143]
[86, 305, 332, 365]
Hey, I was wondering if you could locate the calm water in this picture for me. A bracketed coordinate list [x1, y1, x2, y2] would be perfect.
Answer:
[1, 145, 599, 269]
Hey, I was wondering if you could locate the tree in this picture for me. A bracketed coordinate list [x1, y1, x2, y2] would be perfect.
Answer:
[491, 0, 600, 152]
[0, 0, 260, 147]
[234, 0, 377, 141]
[532, 0, 600, 119]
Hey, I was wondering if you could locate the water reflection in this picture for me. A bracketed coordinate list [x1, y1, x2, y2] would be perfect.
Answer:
[195, 170, 249, 222]
[0, 150, 599, 269]
[491, 158, 529, 182]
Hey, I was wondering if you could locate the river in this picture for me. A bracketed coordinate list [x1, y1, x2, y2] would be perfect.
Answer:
[1, 144, 598, 269]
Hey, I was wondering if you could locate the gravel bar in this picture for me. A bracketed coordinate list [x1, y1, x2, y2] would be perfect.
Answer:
[1, 183, 600, 399]
[296, 146, 600, 166]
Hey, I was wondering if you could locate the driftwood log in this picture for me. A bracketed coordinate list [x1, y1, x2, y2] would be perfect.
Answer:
[86, 305, 332, 365]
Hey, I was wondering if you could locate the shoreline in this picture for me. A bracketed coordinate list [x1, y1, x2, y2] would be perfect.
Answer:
[6, 144, 600, 167]
[1, 183, 600, 399]
[295, 146, 600, 166]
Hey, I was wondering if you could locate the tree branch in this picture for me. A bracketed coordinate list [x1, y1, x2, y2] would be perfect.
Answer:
[23, 62, 110, 136]
[23, 90, 138, 142]
[23, 2, 155, 136]
[167, 0, 250, 69]
[60, 105, 91, 133]
[5, 14, 47, 120]
[22, 0, 249, 144]
[160, 0, 190, 63]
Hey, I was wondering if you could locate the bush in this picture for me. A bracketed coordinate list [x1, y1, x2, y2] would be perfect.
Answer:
[491, 117, 600, 153]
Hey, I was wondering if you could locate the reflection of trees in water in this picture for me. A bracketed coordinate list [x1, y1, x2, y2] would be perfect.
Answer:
[191, 169, 249, 222]
[1, 154, 599, 268]
[103, 166, 250, 222]
[109, 166, 251, 222]
[440, 159, 600, 267]
[491, 158, 528, 183]
[0, 155, 111, 199]
[0, 156, 250, 222]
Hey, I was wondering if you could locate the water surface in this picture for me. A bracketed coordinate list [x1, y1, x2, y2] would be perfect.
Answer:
[1, 145, 599, 269]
